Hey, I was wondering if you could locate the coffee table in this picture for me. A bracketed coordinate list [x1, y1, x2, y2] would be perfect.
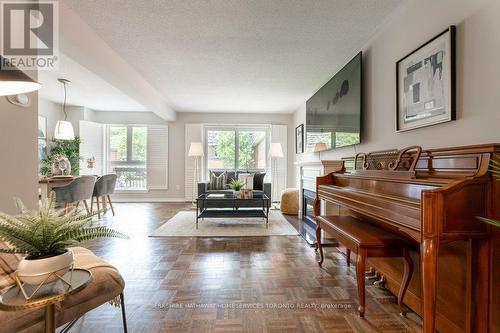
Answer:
[196, 192, 270, 229]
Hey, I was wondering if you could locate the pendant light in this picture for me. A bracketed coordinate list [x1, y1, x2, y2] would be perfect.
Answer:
[54, 78, 75, 140]
[0, 56, 41, 96]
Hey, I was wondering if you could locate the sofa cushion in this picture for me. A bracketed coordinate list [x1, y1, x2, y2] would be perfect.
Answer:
[209, 171, 226, 190]
[226, 171, 237, 184]
[238, 173, 254, 190]
[253, 172, 266, 191]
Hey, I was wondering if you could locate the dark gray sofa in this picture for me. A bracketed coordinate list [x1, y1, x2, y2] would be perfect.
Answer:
[198, 170, 271, 208]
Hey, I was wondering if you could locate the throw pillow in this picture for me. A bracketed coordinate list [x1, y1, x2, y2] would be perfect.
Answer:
[238, 173, 254, 190]
[209, 171, 227, 190]
[253, 172, 266, 191]
[226, 171, 237, 184]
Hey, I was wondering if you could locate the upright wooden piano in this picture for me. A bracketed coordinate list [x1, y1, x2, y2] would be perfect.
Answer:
[313, 144, 500, 333]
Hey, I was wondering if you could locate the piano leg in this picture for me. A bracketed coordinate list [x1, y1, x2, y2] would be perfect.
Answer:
[398, 247, 413, 316]
[316, 221, 324, 266]
[356, 248, 367, 317]
[421, 238, 438, 333]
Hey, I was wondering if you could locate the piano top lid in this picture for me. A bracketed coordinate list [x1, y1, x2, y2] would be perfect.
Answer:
[347, 143, 500, 181]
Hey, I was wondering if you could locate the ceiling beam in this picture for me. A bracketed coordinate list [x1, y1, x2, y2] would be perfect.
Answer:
[58, 2, 176, 121]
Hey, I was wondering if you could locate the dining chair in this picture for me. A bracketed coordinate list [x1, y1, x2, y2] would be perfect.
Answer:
[52, 176, 97, 213]
[92, 174, 118, 219]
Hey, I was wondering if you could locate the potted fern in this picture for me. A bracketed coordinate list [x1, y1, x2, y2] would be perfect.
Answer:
[0, 192, 128, 285]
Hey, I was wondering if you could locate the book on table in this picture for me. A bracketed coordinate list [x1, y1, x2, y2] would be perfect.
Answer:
[207, 193, 225, 198]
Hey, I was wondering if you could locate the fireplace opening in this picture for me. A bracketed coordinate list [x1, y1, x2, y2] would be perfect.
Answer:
[301, 189, 337, 246]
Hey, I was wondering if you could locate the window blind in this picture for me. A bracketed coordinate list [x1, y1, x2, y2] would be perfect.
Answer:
[147, 125, 169, 190]
[79, 120, 104, 176]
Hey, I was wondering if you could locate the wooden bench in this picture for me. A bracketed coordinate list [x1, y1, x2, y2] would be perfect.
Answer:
[315, 215, 413, 318]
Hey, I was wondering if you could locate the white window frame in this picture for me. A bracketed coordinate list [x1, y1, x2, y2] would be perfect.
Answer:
[203, 124, 270, 177]
[106, 124, 148, 192]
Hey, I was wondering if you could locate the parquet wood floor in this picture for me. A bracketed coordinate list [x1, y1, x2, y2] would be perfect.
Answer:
[70, 203, 422, 333]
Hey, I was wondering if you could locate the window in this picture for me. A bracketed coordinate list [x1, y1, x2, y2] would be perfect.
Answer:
[206, 126, 268, 173]
[207, 130, 235, 169]
[107, 125, 147, 190]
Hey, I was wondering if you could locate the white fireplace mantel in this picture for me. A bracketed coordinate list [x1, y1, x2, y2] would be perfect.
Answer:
[295, 159, 344, 216]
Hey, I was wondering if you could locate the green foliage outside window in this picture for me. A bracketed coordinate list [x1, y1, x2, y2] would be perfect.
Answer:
[132, 127, 147, 161]
[214, 131, 236, 169]
[213, 131, 259, 169]
[109, 126, 147, 162]
[238, 132, 256, 169]
[109, 126, 127, 161]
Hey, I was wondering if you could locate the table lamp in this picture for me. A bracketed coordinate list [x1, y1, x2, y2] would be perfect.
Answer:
[313, 142, 328, 160]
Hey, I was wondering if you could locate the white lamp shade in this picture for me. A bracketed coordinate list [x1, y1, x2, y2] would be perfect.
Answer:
[0, 81, 41, 96]
[269, 143, 283, 158]
[188, 142, 204, 157]
[54, 120, 75, 140]
[313, 142, 328, 152]
[0, 56, 42, 96]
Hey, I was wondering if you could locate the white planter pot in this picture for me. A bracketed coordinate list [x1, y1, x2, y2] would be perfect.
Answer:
[17, 250, 74, 285]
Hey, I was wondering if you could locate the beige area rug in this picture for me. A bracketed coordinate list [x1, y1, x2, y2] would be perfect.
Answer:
[150, 210, 299, 237]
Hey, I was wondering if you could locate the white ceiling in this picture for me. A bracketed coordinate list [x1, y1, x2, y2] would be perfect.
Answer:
[64, 0, 406, 114]
[38, 53, 147, 111]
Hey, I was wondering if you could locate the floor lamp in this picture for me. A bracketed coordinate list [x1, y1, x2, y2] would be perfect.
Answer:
[269, 143, 284, 209]
[188, 142, 204, 205]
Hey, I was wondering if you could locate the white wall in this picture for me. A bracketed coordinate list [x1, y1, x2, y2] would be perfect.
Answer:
[0, 79, 39, 213]
[292, 0, 500, 183]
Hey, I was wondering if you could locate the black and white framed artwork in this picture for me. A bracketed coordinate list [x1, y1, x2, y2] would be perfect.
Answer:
[396, 26, 456, 132]
[295, 124, 304, 154]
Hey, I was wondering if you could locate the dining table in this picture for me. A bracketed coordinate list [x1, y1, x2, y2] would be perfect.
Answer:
[38, 176, 76, 200]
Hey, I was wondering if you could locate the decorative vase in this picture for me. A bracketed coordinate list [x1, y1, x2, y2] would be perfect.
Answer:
[17, 250, 74, 285]
[51, 155, 71, 176]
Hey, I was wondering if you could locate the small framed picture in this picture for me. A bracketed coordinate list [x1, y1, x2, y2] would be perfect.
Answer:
[396, 26, 456, 132]
[295, 124, 304, 154]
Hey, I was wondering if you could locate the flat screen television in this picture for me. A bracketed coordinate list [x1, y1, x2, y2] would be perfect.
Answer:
[306, 52, 362, 152]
